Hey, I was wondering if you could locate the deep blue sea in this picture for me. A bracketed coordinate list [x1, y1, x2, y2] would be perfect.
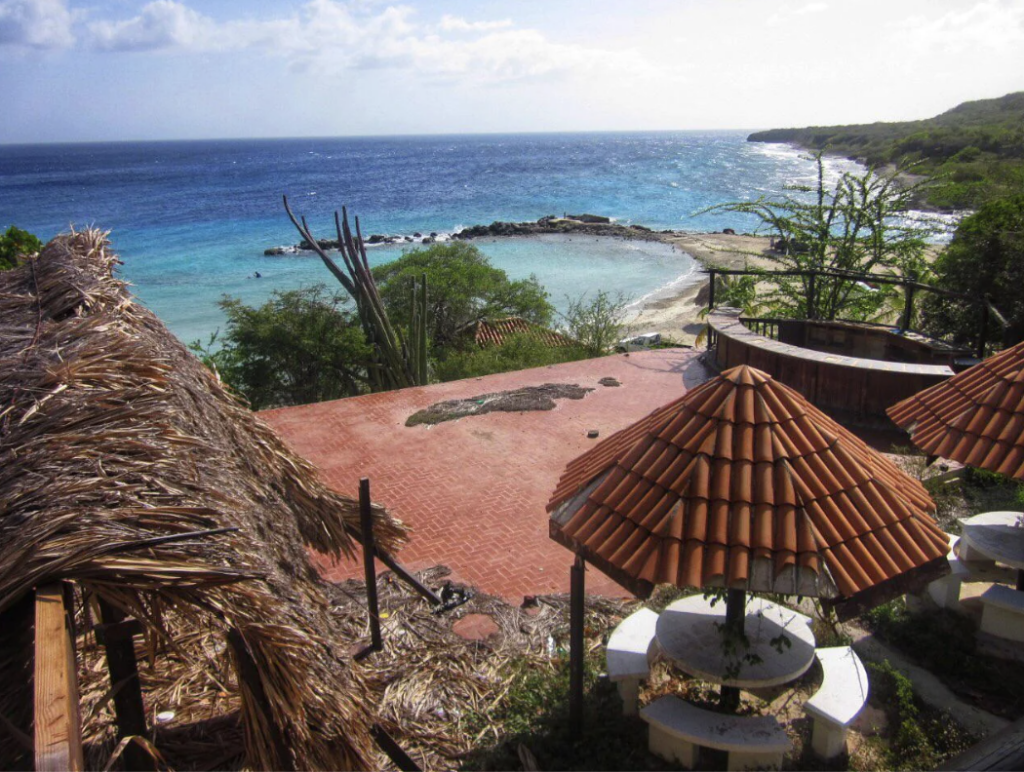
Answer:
[0, 132, 867, 343]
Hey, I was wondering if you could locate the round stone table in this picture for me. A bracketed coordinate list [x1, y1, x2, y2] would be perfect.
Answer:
[959, 511, 1024, 589]
[656, 595, 817, 689]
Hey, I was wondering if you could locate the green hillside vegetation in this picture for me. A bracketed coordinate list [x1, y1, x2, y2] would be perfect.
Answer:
[749, 92, 1024, 210]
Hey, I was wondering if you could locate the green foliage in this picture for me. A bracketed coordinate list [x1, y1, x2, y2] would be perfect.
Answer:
[922, 194, 1024, 348]
[561, 290, 630, 356]
[864, 598, 1024, 719]
[749, 91, 1024, 209]
[433, 333, 588, 382]
[0, 225, 43, 270]
[190, 284, 372, 410]
[372, 242, 553, 350]
[707, 153, 932, 322]
[866, 659, 974, 770]
[460, 648, 661, 771]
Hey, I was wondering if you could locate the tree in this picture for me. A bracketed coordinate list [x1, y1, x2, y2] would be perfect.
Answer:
[0, 226, 42, 270]
[922, 194, 1024, 349]
[707, 153, 934, 322]
[562, 290, 630, 356]
[192, 285, 372, 410]
[372, 242, 554, 350]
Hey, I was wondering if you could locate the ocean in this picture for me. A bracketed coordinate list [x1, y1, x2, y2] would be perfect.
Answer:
[0, 131, 867, 344]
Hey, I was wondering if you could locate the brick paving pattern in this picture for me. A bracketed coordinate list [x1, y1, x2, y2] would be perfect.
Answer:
[261, 348, 712, 602]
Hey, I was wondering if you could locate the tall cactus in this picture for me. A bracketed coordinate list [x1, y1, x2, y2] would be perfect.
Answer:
[282, 197, 429, 390]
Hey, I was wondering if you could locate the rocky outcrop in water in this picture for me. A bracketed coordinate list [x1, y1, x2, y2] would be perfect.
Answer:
[266, 214, 668, 254]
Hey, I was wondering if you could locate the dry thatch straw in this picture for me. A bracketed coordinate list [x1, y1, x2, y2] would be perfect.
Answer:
[0, 230, 408, 770]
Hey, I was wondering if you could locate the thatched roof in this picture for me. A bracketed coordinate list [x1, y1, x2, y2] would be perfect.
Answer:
[0, 231, 407, 769]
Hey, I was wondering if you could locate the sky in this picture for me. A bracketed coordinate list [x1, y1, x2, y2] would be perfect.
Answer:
[1, 0, 1022, 143]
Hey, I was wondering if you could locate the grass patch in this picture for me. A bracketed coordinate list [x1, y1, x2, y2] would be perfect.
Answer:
[866, 660, 976, 770]
[863, 598, 1024, 719]
[459, 650, 670, 771]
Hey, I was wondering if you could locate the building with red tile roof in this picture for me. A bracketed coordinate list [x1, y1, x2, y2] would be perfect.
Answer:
[462, 316, 575, 349]
[548, 365, 949, 617]
[888, 340, 1024, 479]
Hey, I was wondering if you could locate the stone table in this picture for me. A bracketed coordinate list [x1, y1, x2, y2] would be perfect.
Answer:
[656, 594, 817, 689]
[959, 511, 1024, 591]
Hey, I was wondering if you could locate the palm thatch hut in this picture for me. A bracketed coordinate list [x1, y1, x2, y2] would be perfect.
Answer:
[0, 230, 407, 769]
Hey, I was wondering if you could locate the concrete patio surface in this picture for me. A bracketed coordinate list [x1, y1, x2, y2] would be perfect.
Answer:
[261, 348, 712, 602]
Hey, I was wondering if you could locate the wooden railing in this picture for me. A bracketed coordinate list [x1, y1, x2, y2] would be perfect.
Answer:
[705, 267, 1007, 359]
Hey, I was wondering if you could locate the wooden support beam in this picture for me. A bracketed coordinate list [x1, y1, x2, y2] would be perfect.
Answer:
[360, 478, 383, 654]
[97, 599, 154, 772]
[34, 583, 84, 772]
[569, 555, 585, 740]
[370, 725, 420, 772]
[226, 629, 293, 771]
[373, 548, 443, 606]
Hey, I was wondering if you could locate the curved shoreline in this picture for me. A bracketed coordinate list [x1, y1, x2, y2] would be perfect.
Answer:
[267, 216, 779, 346]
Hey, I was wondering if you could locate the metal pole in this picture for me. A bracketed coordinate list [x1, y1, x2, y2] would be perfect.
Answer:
[708, 270, 716, 310]
[360, 478, 382, 652]
[720, 589, 746, 713]
[569, 555, 585, 739]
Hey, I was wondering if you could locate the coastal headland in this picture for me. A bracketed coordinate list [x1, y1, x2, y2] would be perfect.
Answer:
[267, 214, 778, 346]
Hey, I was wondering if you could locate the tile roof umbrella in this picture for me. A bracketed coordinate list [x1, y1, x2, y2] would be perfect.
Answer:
[548, 365, 949, 729]
[888, 339, 1024, 481]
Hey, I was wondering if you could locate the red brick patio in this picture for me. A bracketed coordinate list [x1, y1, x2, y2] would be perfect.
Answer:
[261, 348, 712, 602]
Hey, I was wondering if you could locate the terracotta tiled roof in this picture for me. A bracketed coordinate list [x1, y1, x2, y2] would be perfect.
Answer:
[888, 341, 1024, 479]
[468, 317, 575, 349]
[548, 365, 948, 610]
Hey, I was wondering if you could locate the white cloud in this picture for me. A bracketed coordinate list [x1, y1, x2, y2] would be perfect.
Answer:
[896, 0, 1024, 54]
[796, 2, 828, 15]
[0, 0, 75, 48]
[89, 0, 216, 51]
[438, 14, 512, 33]
[78, 0, 658, 85]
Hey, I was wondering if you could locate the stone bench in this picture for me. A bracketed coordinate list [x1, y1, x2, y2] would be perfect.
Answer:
[979, 585, 1024, 644]
[606, 607, 658, 716]
[803, 646, 869, 759]
[641, 695, 791, 771]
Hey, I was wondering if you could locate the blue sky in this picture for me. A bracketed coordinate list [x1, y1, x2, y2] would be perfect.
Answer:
[1, 0, 1022, 143]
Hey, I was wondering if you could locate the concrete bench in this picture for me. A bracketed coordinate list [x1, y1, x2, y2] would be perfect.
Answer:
[927, 534, 969, 609]
[606, 607, 658, 715]
[803, 646, 869, 759]
[979, 585, 1024, 643]
[641, 695, 791, 771]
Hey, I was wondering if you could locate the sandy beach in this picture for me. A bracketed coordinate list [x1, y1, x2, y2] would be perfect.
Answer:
[623, 231, 776, 345]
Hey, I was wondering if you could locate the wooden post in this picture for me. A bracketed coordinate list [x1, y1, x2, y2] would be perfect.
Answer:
[360, 478, 383, 653]
[708, 270, 716, 310]
[34, 583, 84, 772]
[226, 629, 293, 771]
[569, 555, 585, 740]
[97, 599, 153, 772]
[720, 589, 746, 713]
[901, 284, 915, 332]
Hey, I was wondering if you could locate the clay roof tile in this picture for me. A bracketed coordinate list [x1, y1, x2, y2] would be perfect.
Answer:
[889, 340, 1024, 479]
[550, 365, 947, 606]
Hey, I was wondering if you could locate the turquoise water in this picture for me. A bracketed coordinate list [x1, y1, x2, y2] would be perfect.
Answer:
[0, 131, 868, 343]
